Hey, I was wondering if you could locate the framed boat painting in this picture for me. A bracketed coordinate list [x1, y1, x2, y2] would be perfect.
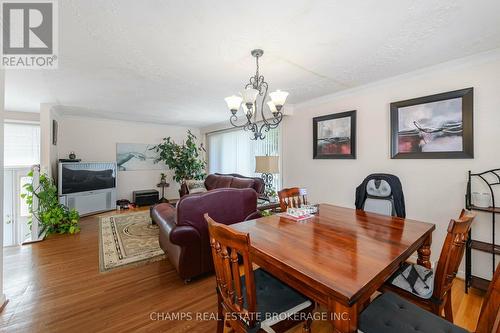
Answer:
[313, 110, 356, 159]
[390, 88, 473, 159]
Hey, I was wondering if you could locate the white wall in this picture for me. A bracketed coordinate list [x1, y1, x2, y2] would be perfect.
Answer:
[0, 70, 6, 308]
[40, 104, 60, 178]
[282, 51, 500, 280]
[58, 116, 199, 201]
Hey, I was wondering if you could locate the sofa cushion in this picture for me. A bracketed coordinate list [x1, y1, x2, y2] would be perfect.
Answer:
[230, 177, 255, 189]
[204, 173, 265, 194]
[359, 292, 468, 333]
[214, 175, 233, 189]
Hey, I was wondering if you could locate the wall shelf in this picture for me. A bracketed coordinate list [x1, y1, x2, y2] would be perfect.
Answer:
[469, 205, 500, 214]
[470, 240, 500, 255]
[465, 168, 499, 293]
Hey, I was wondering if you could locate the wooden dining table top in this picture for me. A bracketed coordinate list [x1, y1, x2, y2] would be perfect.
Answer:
[230, 203, 436, 306]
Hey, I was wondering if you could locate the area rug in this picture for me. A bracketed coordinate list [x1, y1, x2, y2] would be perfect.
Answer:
[99, 211, 166, 272]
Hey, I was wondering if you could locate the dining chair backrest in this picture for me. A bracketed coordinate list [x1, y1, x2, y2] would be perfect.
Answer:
[205, 213, 257, 330]
[475, 262, 500, 333]
[432, 209, 475, 301]
[278, 187, 307, 211]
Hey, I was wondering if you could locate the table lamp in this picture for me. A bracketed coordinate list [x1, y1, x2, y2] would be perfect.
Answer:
[255, 155, 279, 197]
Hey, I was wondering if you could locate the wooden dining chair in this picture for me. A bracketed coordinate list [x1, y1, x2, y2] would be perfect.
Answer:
[278, 187, 308, 211]
[205, 214, 314, 333]
[381, 209, 475, 322]
[359, 261, 500, 333]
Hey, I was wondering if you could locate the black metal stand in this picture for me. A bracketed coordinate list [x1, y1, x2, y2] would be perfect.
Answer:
[157, 182, 170, 204]
[465, 168, 499, 293]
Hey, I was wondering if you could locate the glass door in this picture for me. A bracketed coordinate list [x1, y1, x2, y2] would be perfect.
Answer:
[18, 169, 32, 242]
[3, 122, 40, 246]
[3, 169, 14, 246]
[3, 167, 31, 246]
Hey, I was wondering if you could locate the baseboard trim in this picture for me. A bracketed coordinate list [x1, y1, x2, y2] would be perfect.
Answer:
[0, 295, 8, 313]
[22, 228, 47, 245]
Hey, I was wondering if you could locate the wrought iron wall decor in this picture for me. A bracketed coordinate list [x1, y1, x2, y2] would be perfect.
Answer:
[390, 88, 474, 159]
[225, 49, 289, 140]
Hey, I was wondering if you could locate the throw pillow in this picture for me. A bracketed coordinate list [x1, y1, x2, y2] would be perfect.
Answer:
[186, 179, 206, 194]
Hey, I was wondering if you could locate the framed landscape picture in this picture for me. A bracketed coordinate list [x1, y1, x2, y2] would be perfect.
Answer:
[313, 110, 356, 159]
[390, 88, 473, 159]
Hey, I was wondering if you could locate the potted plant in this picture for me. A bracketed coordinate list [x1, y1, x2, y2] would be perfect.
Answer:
[151, 130, 206, 197]
[21, 170, 80, 235]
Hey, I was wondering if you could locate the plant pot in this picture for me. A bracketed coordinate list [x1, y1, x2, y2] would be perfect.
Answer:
[179, 182, 189, 197]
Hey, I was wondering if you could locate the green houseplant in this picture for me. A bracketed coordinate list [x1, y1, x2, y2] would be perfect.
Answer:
[21, 170, 80, 235]
[151, 130, 207, 196]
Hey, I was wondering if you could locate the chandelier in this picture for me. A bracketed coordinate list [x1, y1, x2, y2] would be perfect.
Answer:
[224, 49, 289, 140]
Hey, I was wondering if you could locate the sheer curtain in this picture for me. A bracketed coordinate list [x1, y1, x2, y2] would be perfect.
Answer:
[207, 127, 281, 190]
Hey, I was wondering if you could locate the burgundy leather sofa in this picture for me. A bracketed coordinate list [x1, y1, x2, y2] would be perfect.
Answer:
[204, 173, 265, 195]
[151, 188, 261, 281]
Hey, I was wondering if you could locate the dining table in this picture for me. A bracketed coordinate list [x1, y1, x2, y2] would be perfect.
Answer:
[229, 203, 436, 333]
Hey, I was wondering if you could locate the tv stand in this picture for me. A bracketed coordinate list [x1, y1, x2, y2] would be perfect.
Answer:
[59, 188, 116, 216]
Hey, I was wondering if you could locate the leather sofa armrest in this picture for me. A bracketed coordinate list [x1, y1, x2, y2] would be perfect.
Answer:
[169, 225, 201, 246]
[244, 210, 262, 221]
[151, 203, 176, 224]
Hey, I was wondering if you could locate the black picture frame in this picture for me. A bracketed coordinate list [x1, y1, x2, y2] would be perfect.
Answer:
[390, 88, 474, 159]
[313, 110, 356, 159]
[52, 119, 58, 146]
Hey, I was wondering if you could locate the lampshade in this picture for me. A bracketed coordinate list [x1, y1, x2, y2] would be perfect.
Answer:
[269, 90, 289, 107]
[267, 101, 277, 113]
[241, 87, 259, 105]
[224, 95, 242, 111]
[255, 155, 279, 174]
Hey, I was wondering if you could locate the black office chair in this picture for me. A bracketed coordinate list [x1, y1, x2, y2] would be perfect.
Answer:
[355, 173, 406, 218]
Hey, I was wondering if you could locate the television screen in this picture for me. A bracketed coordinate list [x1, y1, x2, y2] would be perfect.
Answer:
[60, 162, 116, 195]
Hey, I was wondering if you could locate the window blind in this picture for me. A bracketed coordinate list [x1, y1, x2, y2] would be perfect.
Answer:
[207, 126, 281, 190]
[4, 123, 41, 167]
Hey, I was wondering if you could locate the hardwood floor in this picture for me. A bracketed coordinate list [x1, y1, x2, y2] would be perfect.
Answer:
[1, 209, 485, 332]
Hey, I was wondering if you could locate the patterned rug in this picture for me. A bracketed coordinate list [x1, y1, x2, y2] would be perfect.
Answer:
[98, 211, 165, 272]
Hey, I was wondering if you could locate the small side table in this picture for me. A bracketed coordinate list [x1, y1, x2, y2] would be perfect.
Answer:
[156, 181, 170, 203]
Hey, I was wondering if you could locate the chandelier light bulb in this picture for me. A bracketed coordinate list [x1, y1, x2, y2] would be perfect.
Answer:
[225, 95, 242, 113]
[241, 87, 259, 106]
[269, 90, 289, 109]
[267, 101, 278, 115]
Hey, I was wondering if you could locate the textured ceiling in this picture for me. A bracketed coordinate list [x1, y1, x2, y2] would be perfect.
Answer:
[5, 0, 500, 126]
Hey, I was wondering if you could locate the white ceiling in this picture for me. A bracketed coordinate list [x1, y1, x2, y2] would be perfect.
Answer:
[5, 0, 500, 127]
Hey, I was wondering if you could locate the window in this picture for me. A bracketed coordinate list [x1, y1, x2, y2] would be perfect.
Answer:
[207, 126, 281, 190]
[4, 123, 40, 167]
